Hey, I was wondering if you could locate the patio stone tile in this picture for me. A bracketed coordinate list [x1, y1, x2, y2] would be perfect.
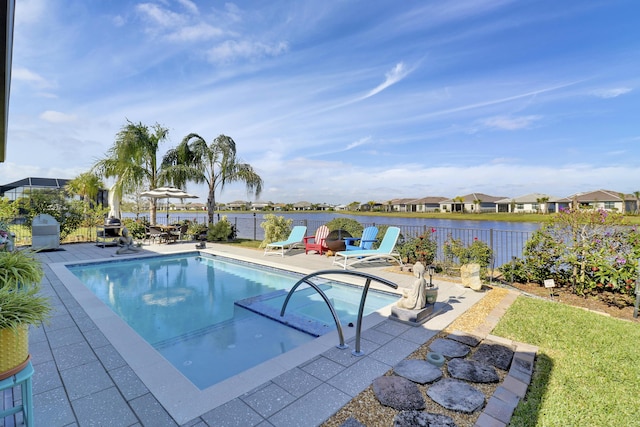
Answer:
[29, 340, 54, 364]
[44, 313, 76, 332]
[241, 382, 296, 418]
[32, 359, 63, 395]
[327, 357, 391, 397]
[72, 386, 138, 427]
[84, 328, 110, 349]
[359, 327, 395, 345]
[28, 325, 47, 344]
[72, 314, 98, 333]
[267, 383, 351, 427]
[200, 398, 264, 427]
[373, 319, 411, 337]
[52, 341, 98, 371]
[270, 367, 322, 398]
[368, 337, 420, 366]
[299, 356, 345, 382]
[399, 325, 439, 345]
[46, 325, 85, 349]
[60, 360, 114, 400]
[95, 344, 127, 371]
[33, 386, 76, 427]
[129, 392, 178, 426]
[322, 337, 380, 367]
[109, 365, 149, 401]
[180, 418, 207, 427]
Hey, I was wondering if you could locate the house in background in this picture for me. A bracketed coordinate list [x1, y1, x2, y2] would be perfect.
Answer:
[251, 201, 272, 211]
[293, 201, 312, 211]
[495, 193, 556, 214]
[411, 196, 448, 212]
[387, 198, 415, 212]
[439, 193, 506, 213]
[226, 200, 249, 211]
[552, 189, 638, 214]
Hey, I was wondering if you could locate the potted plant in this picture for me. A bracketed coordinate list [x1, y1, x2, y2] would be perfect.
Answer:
[425, 264, 438, 304]
[0, 250, 51, 377]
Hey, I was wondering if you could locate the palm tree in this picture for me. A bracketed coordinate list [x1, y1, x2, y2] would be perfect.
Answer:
[633, 191, 640, 214]
[93, 120, 169, 224]
[473, 198, 482, 213]
[162, 133, 263, 224]
[539, 196, 549, 214]
[65, 172, 104, 206]
[618, 192, 626, 214]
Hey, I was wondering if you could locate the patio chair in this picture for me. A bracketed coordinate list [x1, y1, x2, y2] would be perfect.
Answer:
[263, 226, 307, 256]
[343, 226, 378, 251]
[303, 225, 330, 255]
[146, 226, 169, 244]
[332, 226, 402, 269]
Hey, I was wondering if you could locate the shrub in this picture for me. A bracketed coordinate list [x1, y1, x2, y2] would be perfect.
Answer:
[121, 218, 148, 240]
[188, 222, 208, 240]
[398, 229, 437, 265]
[443, 235, 493, 267]
[207, 216, 237, 241]
[325, 218, 363, 237]
[260, 214, 293, 247]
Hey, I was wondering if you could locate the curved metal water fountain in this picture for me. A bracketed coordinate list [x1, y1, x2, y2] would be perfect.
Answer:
[280, 270, 398, 356]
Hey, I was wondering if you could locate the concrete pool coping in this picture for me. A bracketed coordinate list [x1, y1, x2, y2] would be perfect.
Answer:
[27, 242, 487, 426]
[50, 250, 400, 424]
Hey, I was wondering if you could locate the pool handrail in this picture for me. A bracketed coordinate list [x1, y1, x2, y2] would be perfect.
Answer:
[280, 270, 398, 356]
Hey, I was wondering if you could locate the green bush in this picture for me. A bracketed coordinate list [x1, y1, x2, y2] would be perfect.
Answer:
[188, 222, 208, 240]
[260, 214, 293, 247]
[443, 235, 493, 267]
[207, 216, 237, 241]
[398, 230, 437, 265]
[325, 218, 363, 237]
[121, 218, 148, 240]
[504, 208, 640, 301]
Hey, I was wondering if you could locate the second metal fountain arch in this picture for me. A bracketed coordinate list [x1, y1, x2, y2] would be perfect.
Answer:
[280, 269, 398, 356]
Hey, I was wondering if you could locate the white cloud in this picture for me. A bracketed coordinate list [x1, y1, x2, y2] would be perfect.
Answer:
[12, 68, 53, 89]
[591, 87, 632, 98]
[136, 3, 187, 29]
[482, 115, 542, 130]
[177, 0, 199, 15]
[362, 62, 413, 99]
[207, 40, 289, 63]
[166, 23, 224, 42]
[40, 111, 78, 123]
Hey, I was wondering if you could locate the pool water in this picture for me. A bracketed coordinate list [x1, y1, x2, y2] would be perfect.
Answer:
[68, 253, 398, 389]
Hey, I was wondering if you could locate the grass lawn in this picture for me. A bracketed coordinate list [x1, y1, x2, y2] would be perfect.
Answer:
[492, 297, 640, 426]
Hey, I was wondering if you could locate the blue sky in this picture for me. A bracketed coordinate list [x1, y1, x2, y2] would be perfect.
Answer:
[2, 0, 638, 204]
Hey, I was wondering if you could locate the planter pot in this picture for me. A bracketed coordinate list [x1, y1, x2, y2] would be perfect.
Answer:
[0, 325, 30, 380]
[425, 287, 438, 305]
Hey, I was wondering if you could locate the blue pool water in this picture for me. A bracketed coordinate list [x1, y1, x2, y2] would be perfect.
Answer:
[68, 252, 398, 389]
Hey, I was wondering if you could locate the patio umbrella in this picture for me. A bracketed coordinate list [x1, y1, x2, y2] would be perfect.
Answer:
[139, 186, 198, 224]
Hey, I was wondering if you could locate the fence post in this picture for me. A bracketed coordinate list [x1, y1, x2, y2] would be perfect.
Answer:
[253, 213, 257, 240]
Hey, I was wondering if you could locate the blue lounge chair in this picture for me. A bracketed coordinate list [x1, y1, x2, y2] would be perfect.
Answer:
[332, 226, 403, 269]
[343, 226, 378, 250]
[264, 226, 307, 256]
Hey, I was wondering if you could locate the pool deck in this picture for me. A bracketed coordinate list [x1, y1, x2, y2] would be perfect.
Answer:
[14, 241, 488, 426]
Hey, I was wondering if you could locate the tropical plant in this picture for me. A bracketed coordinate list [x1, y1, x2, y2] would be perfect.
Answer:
[443, 235, 493, 267]
[121, 218, 149, 240]
[92, 120, 169, 225]
[206, 216, 237, 241]
[19, 189, 84, 240]
[0, 250, 51, 331]
[0, 197, 18, 223]
[325, 218, 363, 238]
[65, 172, 104, 207]
[398, 229, 437, 266]
[162, 133, 263, 224]
[260, 214, 293, 247]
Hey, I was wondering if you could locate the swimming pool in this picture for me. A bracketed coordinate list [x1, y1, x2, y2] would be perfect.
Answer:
[67, 252, 398, 389]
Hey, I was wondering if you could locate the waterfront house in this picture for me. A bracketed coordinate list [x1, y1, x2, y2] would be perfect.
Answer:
[495, 193, 556, 214]
[439, 193, 507, 213]
[552, 189, 638, 214]
[411, 196, 448, 213]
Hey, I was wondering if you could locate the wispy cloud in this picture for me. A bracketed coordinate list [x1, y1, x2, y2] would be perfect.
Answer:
[361, 62, 413, 100]
[591, 87, 632, 98]
[40, 111, 77, 123]
[12, 68, 54, 89]
[482, 115, 542, 130]
[207, 40, 289, 63]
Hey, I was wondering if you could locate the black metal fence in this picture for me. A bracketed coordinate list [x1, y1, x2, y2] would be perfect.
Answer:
[9, 214, 533, 268]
